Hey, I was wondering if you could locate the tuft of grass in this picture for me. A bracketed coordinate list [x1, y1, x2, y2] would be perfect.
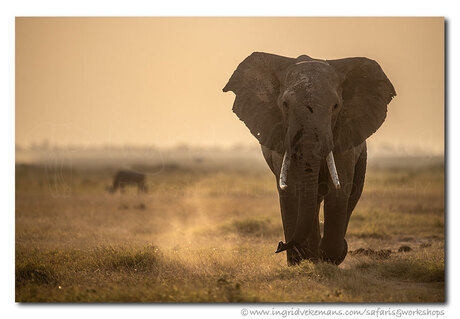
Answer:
[220, 217, 282, 238]
[16, 261, 58, 286]
[274, 260, 341, 281]
[211, 277, 253, 302]
[374, 256, 444, 282]
[94, 245, 161, 273]
[231, 218, 269, 235]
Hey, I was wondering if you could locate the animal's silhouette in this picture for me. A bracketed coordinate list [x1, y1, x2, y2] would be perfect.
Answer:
[107, 170, 148, 194]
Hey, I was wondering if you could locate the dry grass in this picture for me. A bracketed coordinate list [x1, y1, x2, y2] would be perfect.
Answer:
[15, 160, 444, 302]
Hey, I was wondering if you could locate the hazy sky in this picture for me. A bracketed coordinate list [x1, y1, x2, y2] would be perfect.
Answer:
[16, 17, 444, 153]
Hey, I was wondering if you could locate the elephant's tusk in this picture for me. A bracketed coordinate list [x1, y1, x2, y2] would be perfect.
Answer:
[326, 151, 341, 190]
[279, 151, 290, 190]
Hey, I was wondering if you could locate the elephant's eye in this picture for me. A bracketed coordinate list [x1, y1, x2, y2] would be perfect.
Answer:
[333, 103, 339, 110]
[282, 101, 289, 109]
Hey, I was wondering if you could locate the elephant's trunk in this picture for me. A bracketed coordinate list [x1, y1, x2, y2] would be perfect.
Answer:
[276, 109, 338, 253]
[290, 159, 321, 246]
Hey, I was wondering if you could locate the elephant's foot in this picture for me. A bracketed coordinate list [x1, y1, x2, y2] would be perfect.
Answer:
[319, 238, 348, 265]
[287, 249, 302, 266]
[275, 241, 319, 266]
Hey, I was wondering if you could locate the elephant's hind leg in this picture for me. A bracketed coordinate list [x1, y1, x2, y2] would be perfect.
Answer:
[344, 145, 367, 234]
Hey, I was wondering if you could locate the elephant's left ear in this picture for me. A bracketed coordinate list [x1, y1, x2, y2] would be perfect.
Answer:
[327, 57, 396, 152]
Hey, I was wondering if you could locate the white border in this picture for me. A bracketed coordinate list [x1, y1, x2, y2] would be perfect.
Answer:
[2, 0, 456, 318]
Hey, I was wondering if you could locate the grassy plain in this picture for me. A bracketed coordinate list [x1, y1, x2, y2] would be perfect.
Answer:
[15, 156, 444, 302]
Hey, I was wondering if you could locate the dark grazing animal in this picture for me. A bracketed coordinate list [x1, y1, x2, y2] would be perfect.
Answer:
[107, 170, 148, 194]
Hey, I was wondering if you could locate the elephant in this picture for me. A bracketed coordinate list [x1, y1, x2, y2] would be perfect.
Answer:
[223, 52, 395, 265]
[107, 170, 148, 194]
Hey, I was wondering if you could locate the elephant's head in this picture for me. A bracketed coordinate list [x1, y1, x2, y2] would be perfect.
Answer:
[223, 52, 395, 250]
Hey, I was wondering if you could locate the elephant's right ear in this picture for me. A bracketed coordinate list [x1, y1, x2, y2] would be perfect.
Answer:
[223, 52, 295, 153]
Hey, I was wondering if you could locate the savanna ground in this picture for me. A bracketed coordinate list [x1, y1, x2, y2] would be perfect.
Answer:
[15, 155, 444, 302]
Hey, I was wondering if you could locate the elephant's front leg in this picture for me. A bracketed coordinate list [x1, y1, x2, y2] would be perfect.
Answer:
[320, 148, 360, 265]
